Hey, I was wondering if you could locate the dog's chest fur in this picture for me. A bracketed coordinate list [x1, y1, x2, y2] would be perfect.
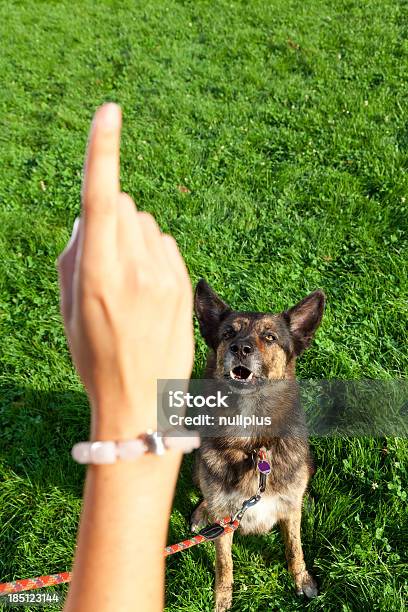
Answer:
[205, 485, 302, 535]
[197, 432, 311, 536]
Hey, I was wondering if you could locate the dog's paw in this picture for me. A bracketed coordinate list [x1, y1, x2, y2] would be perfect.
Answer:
[190, 501, 208, 533]
[295, 570, 318, 599]
[215, 586, 233, 611]
[190, 516, 207, 533]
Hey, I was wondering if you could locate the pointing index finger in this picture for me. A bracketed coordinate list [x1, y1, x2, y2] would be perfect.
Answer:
[81, 103, 122, 261]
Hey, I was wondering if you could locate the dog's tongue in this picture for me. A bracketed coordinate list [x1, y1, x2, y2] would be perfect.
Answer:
[231, 366, 253, 381]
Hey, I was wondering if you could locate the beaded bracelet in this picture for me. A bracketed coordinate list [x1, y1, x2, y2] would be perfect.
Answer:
[71, 430, 200, 464]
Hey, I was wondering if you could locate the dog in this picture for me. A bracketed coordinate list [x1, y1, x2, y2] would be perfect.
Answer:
[191, 279, 325, 611]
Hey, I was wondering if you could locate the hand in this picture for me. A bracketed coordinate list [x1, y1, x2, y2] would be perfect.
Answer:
[58, 103, 194, 439]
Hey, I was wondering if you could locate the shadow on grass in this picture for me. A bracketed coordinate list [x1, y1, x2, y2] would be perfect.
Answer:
[0, 386, 91, 497]
[0, 385, 214, 565]
[0, 382, 204, 508]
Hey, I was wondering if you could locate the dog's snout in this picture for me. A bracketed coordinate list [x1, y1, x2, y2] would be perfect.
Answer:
[230, 340, 254, 358]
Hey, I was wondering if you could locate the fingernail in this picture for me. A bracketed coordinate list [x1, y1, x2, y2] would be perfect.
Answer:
[98, 103, 121, 129]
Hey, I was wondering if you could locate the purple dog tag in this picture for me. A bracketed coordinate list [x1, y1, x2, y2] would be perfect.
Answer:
[257, 460, 271, 475]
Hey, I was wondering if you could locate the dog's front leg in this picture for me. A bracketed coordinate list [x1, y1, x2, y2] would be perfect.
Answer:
[280, 509, 318, 599]
[214, 531, 234, 612]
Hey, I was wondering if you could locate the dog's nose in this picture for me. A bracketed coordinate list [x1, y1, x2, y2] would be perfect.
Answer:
[230, 341, 254, 358]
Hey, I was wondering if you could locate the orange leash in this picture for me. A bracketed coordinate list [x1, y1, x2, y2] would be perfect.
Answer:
[0, 572, 72, 595]
[164, 516, 240, 556]
[0, 516, 240, 595]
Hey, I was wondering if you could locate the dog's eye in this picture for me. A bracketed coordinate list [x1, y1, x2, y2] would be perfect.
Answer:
[222, 328, 235, 340]
[264, 332, 277, 343]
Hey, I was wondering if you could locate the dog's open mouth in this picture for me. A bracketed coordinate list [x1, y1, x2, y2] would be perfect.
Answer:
[230, 366, 254, 382]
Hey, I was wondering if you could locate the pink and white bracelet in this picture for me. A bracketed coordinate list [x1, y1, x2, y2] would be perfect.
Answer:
[71, 430, 200, 465]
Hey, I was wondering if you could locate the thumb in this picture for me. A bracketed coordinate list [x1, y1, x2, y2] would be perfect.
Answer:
[57, 217, 81, 324]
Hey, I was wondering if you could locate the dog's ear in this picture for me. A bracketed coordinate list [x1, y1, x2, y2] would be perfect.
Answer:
[284, 290, 325, 355]
[194, 279, 231, 348]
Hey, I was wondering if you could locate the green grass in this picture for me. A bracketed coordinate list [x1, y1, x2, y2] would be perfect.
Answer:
[0, 0, 407, 610]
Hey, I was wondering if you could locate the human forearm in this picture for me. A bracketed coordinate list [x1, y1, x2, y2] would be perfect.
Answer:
[64, 450, 181, 612]
[58, 103, 194, 611]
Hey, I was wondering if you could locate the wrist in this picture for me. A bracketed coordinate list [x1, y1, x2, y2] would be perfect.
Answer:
[90, 409, 158, 442]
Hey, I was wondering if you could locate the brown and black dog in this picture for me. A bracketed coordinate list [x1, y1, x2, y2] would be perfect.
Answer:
[191, 279, 325, 611]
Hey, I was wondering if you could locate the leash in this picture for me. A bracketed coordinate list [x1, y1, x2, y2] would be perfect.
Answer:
[0, 448, 271, 596]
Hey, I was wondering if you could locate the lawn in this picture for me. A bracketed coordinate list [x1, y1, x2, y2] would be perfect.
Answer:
[0, 0, 407, 610]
